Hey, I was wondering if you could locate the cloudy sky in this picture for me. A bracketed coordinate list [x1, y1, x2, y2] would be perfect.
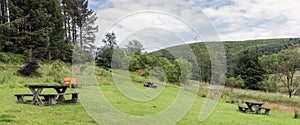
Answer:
[89, 0, 300, 51]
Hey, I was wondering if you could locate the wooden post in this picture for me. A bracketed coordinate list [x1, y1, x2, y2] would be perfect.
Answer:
[29, 88, 43, 106]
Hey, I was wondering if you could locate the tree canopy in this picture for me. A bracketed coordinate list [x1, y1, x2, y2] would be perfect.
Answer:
[260, 49, 300, 98]
[0, 0, 98, 61]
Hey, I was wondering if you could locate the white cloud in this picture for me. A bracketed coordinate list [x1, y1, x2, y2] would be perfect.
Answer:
[120, 27, 186, 52]
[94, 0, 218, 50]
[93, 0, 300, 48]
[202, 0, 300, 41]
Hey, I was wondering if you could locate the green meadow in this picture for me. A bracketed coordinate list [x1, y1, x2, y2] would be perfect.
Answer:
[0, 63, 299, 125]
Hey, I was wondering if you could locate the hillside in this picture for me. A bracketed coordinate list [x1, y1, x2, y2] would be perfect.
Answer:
[158, 38, 300, 63]
[0, 61, 300, 124]
[155, 38, 300, 81]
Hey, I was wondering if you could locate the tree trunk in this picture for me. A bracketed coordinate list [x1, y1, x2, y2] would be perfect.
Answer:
[74, 24, 77, 44]
[287, 74, 292, 98]
[72, 19, 76, 44]
[6, 0, 10, 25]
[0, 2, 2, 24]
[288, 92, 292, 98]
[67, 17, 71, 41]
[80, 26, 82, 48]
[62, 2, 68, 40]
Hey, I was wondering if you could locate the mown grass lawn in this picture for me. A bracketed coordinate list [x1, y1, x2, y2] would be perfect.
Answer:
[0, 87, 97, 125]
[100, 83, 300, 125]
[0, 66, 299, 125]
[1, 82, 299, 125]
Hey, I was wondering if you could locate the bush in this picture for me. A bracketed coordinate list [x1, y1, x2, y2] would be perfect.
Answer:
[226, 75, 244, 88]
[295, 109, 300, 119]
[18, 60, 41, 77]
[0, 52, 24, 64]
[260, 80, 278, 92]
[149, 67, 167, 82]
[0, 74, 11, 84]
[42, 60, 71, 84]
[175, 57, 192, 85]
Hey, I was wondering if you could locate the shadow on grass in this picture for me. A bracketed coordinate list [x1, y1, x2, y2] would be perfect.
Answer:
[0, 118, 14, 123]
[0, 114, 16, 123]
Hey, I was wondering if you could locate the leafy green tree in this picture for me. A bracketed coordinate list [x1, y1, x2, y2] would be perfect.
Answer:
[175, 57, 192, 84]
[158, 57, 179, 83]
[96, 32, 118, 68]
[126, 40, 144, 55]
[128, 54, 141, 71]
[226, 75, 244, 88]
[260, 50, 300, 98]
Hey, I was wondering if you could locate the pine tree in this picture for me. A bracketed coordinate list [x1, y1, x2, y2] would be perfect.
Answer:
[82, 12, 98, 54]
[46, 0, 72, 61]
[1, 0, 98, 62]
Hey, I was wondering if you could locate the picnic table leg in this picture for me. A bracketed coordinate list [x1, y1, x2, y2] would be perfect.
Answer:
[246, 104, 252, 112]
[16, 95, 25, 103]
[29, 88, 43, 106]
[71, 93, 78, 103]
[254, 105, 260, 114]
[48, 95, 57, 105]
[55, 87, 67, 102]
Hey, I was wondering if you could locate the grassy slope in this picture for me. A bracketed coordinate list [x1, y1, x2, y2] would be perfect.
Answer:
[100, 81, 299, 125]
[0, 63, 300, 125]
[1, 85, 298, 125]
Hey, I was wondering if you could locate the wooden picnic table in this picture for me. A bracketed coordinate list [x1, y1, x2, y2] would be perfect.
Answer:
[14, 85, 78, 106]
[26, 85, 69, 105]
[238, 101, 270, 115]
[245, 101, 264, 114]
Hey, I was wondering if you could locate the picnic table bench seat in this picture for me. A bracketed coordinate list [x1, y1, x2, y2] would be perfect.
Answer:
[14, 92, 79, 105]
[14, 94, 33, 103]
[238, 105, 248, 112]
[260, 107, 271, 115]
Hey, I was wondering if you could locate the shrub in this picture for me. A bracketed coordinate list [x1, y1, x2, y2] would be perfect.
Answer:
[0, 52, 24, 64]
[259, 79, 278, 92]
[0, 74, 10, 84]
[175, 57, 192, 85]
[226, 75, 244, 88]
[295, 109, 300, 119]
[44, 60, 71, 84]
[18, 60, 41, 77]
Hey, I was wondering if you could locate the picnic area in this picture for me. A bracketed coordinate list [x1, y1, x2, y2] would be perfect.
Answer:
[1, 0, 300, 124]
[0, 61, 299, 124]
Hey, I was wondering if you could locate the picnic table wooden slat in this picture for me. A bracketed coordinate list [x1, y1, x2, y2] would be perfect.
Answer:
[16, 85, 74, 106]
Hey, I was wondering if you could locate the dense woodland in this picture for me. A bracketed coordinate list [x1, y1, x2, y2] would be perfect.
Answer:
[0, 0, 98, 61]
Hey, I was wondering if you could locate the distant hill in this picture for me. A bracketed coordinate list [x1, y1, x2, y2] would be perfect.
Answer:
[154, 38, 300, 81]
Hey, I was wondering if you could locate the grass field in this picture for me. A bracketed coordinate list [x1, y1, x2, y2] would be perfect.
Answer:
[1, 83, 299, 125]
[0, 63, 300, 125]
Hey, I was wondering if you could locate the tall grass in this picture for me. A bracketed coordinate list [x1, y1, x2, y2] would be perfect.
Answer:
[0, 60, 72, 87]
[221, 87, 300, 108]
[0, 74, 11, 84]
[0, 52, 24, 64]
[39, 60, 72, 84]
